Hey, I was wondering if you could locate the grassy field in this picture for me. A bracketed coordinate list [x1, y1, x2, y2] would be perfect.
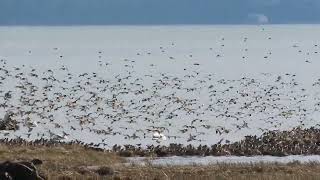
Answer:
[2, 144, 320, 180]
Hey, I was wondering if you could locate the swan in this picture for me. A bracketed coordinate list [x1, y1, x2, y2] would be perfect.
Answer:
[152, 131, 167, 141]
[152, 131, 161, 139]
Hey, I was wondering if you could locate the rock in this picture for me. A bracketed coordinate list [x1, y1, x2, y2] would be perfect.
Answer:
[95, 166, 114, 176]
[0, 112, 19, 131]
[0, 161, 43, 180]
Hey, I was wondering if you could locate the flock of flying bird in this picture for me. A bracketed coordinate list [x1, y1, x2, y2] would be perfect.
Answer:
[1, 30, 320, 149]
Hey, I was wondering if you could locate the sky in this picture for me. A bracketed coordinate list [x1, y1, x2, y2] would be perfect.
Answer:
[0, 0, 319, 25]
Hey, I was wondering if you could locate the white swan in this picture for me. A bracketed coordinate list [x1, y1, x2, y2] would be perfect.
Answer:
[152, 131, 167, 142]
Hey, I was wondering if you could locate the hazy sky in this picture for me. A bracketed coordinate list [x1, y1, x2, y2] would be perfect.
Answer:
[0, 0, 319, 25]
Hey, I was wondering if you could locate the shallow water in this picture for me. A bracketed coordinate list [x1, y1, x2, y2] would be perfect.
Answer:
[127, 155, 320, 166]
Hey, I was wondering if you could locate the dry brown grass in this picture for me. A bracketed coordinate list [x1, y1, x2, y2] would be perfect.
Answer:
[2, 144, 320, 180]
[116, 162, 320, 180]
[0, 144, 123, 179]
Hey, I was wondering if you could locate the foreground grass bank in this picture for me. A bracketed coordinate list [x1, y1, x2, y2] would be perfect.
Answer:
[2, 144, 320, 179]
